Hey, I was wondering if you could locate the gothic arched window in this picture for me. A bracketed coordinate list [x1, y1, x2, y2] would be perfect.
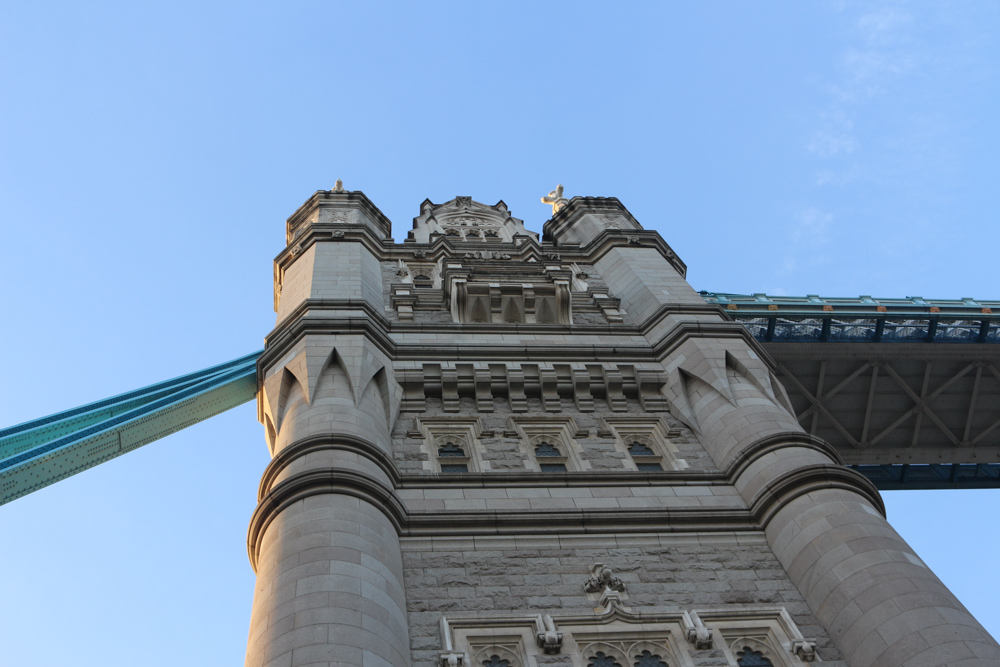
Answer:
[413, 274, 432, 288]
[627, 441, 662, 471]
[735, 647, 774, 667]
[482, 656, 510, 667]
[633, 650, 668, 667]
[534, 440, 567, 472]
[438, 441, 468, 473]
[588, 652, 622, 667]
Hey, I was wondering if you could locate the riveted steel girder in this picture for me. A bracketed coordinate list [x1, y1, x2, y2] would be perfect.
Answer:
[0, 351, 261, 506]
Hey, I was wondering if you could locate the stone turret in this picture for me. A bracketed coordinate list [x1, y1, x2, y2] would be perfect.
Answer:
[244, 187, 1000, 667]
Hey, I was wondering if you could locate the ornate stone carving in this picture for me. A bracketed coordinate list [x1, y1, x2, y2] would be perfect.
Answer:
[600, 214, 627, 229]
[290, 243, 303, 256]
[627, 235, 640, 244]
[332, 230, 345, 238]
[585, 563, 625, 594]
[455, 196, 472, 208]
[463, 250, 511, 260]
[541, 184, 569, 214]
[546, 253, 560, 261]
[412, 250, 427, 258]
[332, 178, 344, 193]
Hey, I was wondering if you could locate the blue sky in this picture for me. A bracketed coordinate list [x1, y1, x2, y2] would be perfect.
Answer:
[1, 2, 998, 665]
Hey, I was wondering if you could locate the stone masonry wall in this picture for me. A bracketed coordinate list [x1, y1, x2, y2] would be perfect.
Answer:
[400, 535, 845, 666]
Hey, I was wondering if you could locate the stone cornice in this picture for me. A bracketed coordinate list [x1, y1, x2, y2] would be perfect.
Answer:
[257, 433, 401, 501]
[724, 431, 845, 479]
[245, 426, 875, 570]
[247, 466, 408, 571]
[285, 190, 393, 238]
[260, 301, 767, 370]
[748, 463, 886, 527]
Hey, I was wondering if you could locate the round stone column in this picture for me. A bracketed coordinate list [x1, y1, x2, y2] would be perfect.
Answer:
[245, 439, 410, 667]
[679, 339, 1000, 667]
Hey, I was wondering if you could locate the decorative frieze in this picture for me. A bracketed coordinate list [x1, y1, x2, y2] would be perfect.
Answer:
[397, 363, 669, 414]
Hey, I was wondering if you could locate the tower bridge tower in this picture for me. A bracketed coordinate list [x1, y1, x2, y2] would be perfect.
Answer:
[245, 188, 1000, 667]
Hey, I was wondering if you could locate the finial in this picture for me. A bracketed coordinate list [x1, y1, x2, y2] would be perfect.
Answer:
[541, 184, 568, 215]
[333, 179, 345, 193]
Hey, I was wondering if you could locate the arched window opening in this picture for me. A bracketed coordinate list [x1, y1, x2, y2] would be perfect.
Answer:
[736, 647, 774, 667]
[438, 441, 468, 473]
[588, 652, 622, 667]
[633, 650, 669, 667]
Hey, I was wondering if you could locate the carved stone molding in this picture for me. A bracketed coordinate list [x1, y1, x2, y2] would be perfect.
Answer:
[584, 562, 626, 594]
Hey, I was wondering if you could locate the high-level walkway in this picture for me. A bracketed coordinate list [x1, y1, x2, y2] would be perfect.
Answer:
[703, 293, 1000, 490]
[1, 293, 997, 504]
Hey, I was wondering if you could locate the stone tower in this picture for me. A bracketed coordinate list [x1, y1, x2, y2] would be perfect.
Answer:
[245, 190, 1000, 667]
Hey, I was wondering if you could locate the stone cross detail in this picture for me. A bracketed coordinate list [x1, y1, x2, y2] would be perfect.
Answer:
[584, 562, 626, 594]
[541, 184, 569, 215]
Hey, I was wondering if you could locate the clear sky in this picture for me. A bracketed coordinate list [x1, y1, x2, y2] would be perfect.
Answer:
[1, 2, 998, 665]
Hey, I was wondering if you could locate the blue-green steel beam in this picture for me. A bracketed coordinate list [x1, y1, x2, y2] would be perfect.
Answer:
[0, 351, 262, 506]
[700, 292, 999, 344]
[852, 463, 1000, 491]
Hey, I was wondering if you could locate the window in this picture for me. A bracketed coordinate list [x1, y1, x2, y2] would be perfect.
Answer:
[417, 417, 487, 473]
[627, 441, 663, 471]
[587, 652, 621, 667]
[509, 417, 587, 472]
[438, 441, 468, 473]
[534, 441, 567, 472]
[633, 650, 669, 667]
[413, 274, 433, 288]
[601, 418, 688, 471]
[736, 647, 774, 667]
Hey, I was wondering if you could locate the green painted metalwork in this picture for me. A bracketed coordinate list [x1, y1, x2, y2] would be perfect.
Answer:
[853, 463, 1000, 490]
[0, 351, 261, 506]
[701, 292, 999, 343]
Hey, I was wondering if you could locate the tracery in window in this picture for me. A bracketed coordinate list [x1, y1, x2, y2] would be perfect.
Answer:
[632, 650, 669, 667]
[413, 274, 433, 288]
[601, 418, 688, 471]
[532, 438, 568, 472]
[417, 418, 486, 473]
[534, 440, 568, 472]
[588, 652, 622, 667]
[438, 441, 468, 473]
[482, 656, 510, 667]
[736, 647, 774, 667]
[627, 441, 663, 471]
